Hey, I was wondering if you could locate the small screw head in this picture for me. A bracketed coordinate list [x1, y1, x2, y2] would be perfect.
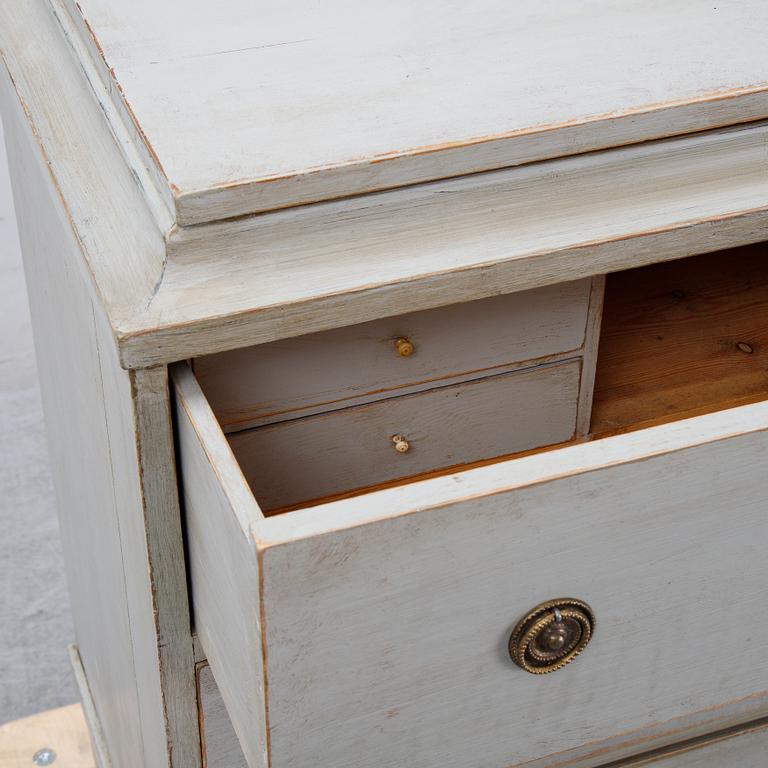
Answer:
[33, 748, 57, 765]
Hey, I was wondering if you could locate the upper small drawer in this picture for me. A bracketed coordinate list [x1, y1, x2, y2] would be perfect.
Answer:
[193, 279, 592, 431]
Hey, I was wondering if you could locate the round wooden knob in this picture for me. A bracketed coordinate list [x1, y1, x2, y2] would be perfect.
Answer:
[392, 434, 410, 453]
[394, 337, 415, 357]
[508, 598, 595, 674]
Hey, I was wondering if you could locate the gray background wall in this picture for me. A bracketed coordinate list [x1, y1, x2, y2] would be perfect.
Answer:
[0, 117, 77, 723]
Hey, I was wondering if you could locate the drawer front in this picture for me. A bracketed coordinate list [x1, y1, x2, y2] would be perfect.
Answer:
[259, 408, 768, 768]
[627, 722, 768, 767]
[194, 279, 592, 430]
[174, 365, 768, 768]
[230, 359, 580, 511]
[196, 666, 768, 768]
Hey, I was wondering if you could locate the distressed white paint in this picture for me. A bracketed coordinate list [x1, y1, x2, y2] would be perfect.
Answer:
[0, 5, 199, 766]
[62, 0, 768, 222]
[231, 360, 580, 511]
[197, 665, 248, 768]
[259, 408, 768, 768]
[124, 123, 768, 368]
[173, 365, 267, 768]
[626, 722, 768, 767]
[178, 349, 768, 768]
[4, 0, 768, 370]
[195, 279, 591, 431]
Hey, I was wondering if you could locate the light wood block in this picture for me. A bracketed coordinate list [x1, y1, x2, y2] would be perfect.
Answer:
[0, 705, 95, 768]
[592, 244, 768, 435]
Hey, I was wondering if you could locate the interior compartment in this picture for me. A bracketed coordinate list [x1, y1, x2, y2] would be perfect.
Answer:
[194, 242, 768, 515]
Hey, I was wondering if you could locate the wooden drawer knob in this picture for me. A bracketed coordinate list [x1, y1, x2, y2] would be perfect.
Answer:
[508, 598, 595, 674]
[394, 337, 415, 356]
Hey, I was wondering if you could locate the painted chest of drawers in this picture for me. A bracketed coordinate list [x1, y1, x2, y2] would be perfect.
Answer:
[2, 2, 768, 767]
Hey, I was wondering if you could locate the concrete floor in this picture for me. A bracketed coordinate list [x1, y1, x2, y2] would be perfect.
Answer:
[0, 118, 77, 723]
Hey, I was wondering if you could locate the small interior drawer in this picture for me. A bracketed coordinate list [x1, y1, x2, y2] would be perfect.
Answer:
[230, 359, 580, 512]
[176, 244, 768, 768]
[193, 279, 593, 431]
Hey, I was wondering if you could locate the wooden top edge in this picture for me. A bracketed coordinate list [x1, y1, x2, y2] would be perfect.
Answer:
[171, 86, 768, 225]
[58, 0, 768, 226]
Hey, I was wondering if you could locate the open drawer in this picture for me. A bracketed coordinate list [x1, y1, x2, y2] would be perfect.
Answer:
[174, 249, 768, 768]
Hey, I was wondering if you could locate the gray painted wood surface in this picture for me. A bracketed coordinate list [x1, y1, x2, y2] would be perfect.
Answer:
[197, 665, 248, 768]
[0, 113, 75, 724]
[1, 33, 200, 768]
[60, 0, 768, 222]
[259, 409, 768, 768]
[195, 279, 591, 431]
[231, 359, 580, 511]
[174, 365, 267, 768]
[627, 722, 768, 767]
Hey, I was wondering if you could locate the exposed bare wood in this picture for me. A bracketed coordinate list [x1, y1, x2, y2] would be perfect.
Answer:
[592, 244, 768, 436]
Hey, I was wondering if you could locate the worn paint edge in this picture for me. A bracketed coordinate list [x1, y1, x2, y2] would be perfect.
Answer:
[256, 400, 768, 545]
[68, 644, 113, 768]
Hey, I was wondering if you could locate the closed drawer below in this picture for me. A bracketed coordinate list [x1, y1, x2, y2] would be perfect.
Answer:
[196, 665, 768, 768]
[625, 721, 768, 767]
[229, 359, 580, 512]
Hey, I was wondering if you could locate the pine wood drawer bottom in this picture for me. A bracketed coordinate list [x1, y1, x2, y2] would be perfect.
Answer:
[175, 362, 768, 768]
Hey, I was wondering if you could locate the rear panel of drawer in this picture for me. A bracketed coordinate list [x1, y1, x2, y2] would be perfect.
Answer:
[194, 279, 592, 431]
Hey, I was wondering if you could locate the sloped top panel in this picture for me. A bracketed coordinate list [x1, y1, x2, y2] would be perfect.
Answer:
[65, 0, 768, 224]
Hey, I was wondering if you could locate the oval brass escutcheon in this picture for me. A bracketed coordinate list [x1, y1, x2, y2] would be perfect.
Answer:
[509, 598, 595, 674]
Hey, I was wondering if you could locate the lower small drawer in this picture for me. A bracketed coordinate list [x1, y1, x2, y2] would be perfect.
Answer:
[229, 359, 580, 512]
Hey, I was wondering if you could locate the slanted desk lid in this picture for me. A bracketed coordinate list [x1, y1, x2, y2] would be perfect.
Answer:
[64, 0, 768, 225]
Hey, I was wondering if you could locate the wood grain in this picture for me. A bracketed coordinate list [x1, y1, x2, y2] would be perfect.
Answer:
[1, 9, 200, 766]
[592, 245, 768, 436]
[61, 0, 768, 223]
[177, 347, 768, 767]
[622, 721, 768, 767]
[197, 664, 248, 768]
[4, 4, 768, 370]
[0, 705, 95, 768]
[173, 364, 268, 768]
[231, 360, 580, 512]
[126, 123, 768, 368]
[260, 410, 768, 768]
[194, 279, 591, 432]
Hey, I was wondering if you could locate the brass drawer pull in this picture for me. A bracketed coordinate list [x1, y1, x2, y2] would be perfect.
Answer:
[509, 598, 595, 674]
[392, 434, 410, 453]
[394, 337, 415, 357]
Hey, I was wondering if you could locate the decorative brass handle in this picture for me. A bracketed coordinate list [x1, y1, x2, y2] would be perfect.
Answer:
[508, 598, 595, 674]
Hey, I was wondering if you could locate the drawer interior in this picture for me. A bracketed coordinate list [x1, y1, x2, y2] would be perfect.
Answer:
[192, 242, 768, 515]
